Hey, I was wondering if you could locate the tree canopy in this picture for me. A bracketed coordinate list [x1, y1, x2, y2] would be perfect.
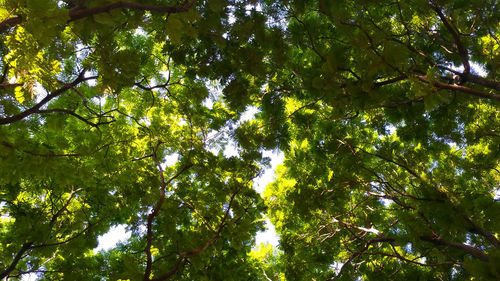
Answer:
[0, 0, 499, 280]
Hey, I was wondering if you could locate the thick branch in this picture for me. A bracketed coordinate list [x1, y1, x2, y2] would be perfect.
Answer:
[420, 235, 489, 262]
[463, 73, 500, 91]
[1, 1, 196, 33]
[466, 219, 500, 249]
[0, 15, 22, 33]
[68, 0, 196, 22]
[0, 242, 33, 279]
[415, 75, 500, 101]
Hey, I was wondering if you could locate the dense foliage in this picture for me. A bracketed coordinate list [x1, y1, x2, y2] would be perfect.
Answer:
[0, 0, 499, 280]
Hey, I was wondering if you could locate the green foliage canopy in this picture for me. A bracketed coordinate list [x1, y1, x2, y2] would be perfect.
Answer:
[0, 0, 499, 280]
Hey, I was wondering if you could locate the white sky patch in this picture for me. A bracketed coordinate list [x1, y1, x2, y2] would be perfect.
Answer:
[240, 105, 259, 122]
[162, 153, 179, 169]
[34, 82, 45, 103]
[494, 189, 500, 201]
[202, 96, 214, 109]
[380, 198, 392, 207]
[228, 13, 236, 24]
[21, 273, 38, 281]
[255, 219, 279, 247]
[253, 150, 284, 247]
[134, 27, 147, 37]
[471, 61, 488, 76]
[385, 124, 397, 135]
[450, 61, 488, 77]
[329, 261, 344, 274]
[254, 150, 284, 194]
[86, 78, 97, 87]
[223, 140, 239, 158]
[245, 3, 263, 15]
[94, 224, 131, 253]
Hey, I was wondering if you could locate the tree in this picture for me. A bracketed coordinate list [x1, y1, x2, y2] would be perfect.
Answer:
[0, 0, 499, 280]
[261, 0, 500, 280]
[0, 1, 270, 280]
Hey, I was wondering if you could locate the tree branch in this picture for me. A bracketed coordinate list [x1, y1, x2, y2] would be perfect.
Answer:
[0, 15, 22, 33]
[36, 108, 115, 128]
[0, 71, 96, 125]
[143, 150, 193, 281]
[68, 0, 196, 22]
[420, 235, 490, 262]
[0, 1, 196, 33]
[466, 218, 500, 249]
[0, 242, 33, 279]
[149, 179, 249, 281]
[0, 83, 23, 88]
[1, 141, 80, 157]
[430, 3, 470, 74]
[415, 75, 500, 101]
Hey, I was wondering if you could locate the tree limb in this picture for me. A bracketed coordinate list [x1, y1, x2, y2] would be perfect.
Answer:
[143, 150, 193, 281]
[0, 83, 23, 88]
[1, 1, 197, 33]
[430, 3, 470, 74]
[415, 75, 500, 101]
[420, 235, 490, 262]
[68, 0, 196, 22]
[0, 242, 33, 279]
[0, 71, 96, 125]
[0, 15, 22, 33]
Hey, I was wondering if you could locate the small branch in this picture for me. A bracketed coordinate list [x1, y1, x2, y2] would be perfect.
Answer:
[0, 83, 23, 88]
[358, 148, 424, 181]
[0, 71, 96, 125]
[30, 221, 94, 249]
[36, 108, 114, 128]
[373, 75, 407, 87]
[1, 141, 80, 157]
[143, 150, 193, 281]
[430, 3, 470, 74]
[48, 187, 80, 227]
[182, 200, 216, 233]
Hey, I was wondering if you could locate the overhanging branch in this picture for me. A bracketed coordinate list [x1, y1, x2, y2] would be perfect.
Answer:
[0, 0, 197, 33]
[0, 71, 96, 125]
[68, 0, 196, 22]
[415, 75, 500, 101]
